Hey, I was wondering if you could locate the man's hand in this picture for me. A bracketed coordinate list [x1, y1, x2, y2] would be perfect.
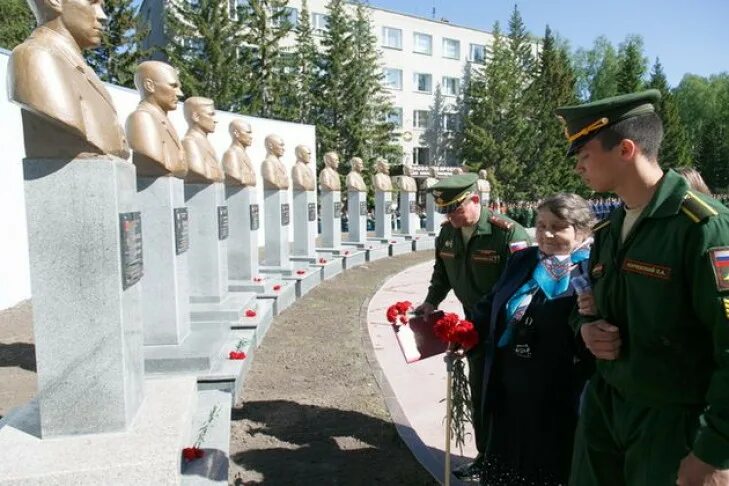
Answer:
[577, 292, 597, 316]
[414, 302, 435, 318]
[677, 452, 729, 486]
[580, 320, 621, 360]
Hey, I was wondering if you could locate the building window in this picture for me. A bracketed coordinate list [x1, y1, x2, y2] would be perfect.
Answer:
[442, 77, 460, 96]
[312, 13, 329, 35]
[228, 0, 246, 18]
[413, 32, 432, 55]
[413, 73, 432, 93]
[413, 147, 430, 165]
[387, 108, 403, 128]
[382, 27, 402, 49]
[469, 43, 486, 64]
[383, 68, 403, 90]
[413, 110, 429, 129]
[442, 38, 460, 59]
[273, 7, 298, 28]
[443, 113, 458, 132]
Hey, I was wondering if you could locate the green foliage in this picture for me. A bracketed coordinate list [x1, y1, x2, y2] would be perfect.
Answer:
[421, 84, 451, 166]
[573, 36, 619, 101]
[165, 0, 247, 112]
[616, 35, 647, 94]
[646, 58, 692, 168]
[85, 0, 152, 88]
[0, 0, 34, 51]
[291, 0, 319, 124]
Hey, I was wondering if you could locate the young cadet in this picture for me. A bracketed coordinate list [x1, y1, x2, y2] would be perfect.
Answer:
[556, 90, 729, 485]
[414, 173, 531, 481]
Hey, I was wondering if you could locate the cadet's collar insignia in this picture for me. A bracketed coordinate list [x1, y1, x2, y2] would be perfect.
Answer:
[622, 258, 672, 281]
[708, 247, 729, 292]
[723, 298, 729, 320]
[591, 263, 605, 278]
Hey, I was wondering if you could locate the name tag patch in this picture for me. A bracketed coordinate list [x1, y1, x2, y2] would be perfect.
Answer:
[439, 251, 456, 259]
[709, 247, 729, 292]
[622, 258, 672, 281]
[591, 263, 605, 279]
[473, 254, 500, 264]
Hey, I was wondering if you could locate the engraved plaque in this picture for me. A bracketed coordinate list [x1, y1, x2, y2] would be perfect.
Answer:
[360, 201, 367, 216]
[119, 212, 143, 290]
[250, 204, 260, 231]
[218, 206, 229, 240]
[334, 201, 341, 219]
[174, 207, 189, 255]
[409, 201, 417, 213]
[281, 203, 290, 226]
[308, 203, 316, 222]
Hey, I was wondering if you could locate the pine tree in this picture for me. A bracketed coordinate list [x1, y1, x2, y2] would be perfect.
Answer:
[573, 36, 619, 101]
[240, 0, 295, 118]
[0, 0, 34, 50]
[646, 58, 692, 168]
[84, 0, 151, 88]
[421, 84, 449, 165]
[616, 34, 647, 94]
[165, 0, 247, 112]
[291, 0, 319, 124]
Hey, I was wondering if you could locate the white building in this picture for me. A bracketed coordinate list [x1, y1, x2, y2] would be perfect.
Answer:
[141, 0, 495, 166]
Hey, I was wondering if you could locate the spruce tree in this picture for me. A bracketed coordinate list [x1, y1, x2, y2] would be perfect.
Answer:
[165, 0, 247, 112]
[84, 0, 151, 88]
[616, 35, 647, 94]
[573, 36, 619, 101]
[421, 84, 449, 165]
[291, 0, 319, 124]
[646, 58, 692, 168]
[0, 0, 34, 50]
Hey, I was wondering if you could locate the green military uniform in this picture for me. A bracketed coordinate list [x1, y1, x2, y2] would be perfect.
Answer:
[425, 174, 532, 459]
[556, 91, 729, 485]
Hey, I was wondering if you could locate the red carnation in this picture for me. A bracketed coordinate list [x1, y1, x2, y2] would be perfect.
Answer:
[386, 305, 399, 323]
[273, 284, 281, 291]
[183, 447, 204, 461]
[319, 258, 328, 264]
[399, 315, 408, 324]
[395, 301, 412, 314]
[296, 269, 306, 275]
[253, 276, 263, 282]
[229, 351, 246, 360]
[390, 240, 397, 244]
[434, 313, 460, 343]
[245, 309, 256, 318]
[452, 320, 479, 350]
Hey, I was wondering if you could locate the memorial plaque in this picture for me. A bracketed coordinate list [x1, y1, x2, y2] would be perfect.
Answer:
[174, 207, 189, 255]
[409, 201, 417, 213]
[218, 206, 229, 240]
[308, 203, 316, 222]
[119, 212, 143, 290]
[334, 201, 341, 219]
[281, 203, 290, 226]
[360, 201, 367, 216]
[250, 204, 260, 231]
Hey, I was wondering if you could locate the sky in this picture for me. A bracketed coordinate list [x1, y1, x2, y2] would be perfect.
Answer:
[367, 0, 729, 87]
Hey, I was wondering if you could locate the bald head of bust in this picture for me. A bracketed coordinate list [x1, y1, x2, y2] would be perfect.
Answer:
[184, 97, 216, 133]
[229, 119, 252, 147]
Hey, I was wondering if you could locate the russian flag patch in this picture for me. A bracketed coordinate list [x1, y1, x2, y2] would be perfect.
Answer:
[709, 247, 729, 291]
[509, 241, 528, 254]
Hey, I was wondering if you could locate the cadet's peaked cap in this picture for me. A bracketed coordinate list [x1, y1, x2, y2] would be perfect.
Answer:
[427, 173, 478, 213]
[555, 89, 662, 156]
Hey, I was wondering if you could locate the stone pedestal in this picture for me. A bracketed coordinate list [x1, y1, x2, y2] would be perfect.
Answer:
[226, 186, 259, 281]
[22, 157, 144, 437]
[399, 191, 418, 236]
[480, 191, 490, 206]
[137, 177, 190, 346]
[320, 190, 342, 249]
[185, 183, 229, 303]
[374, 191, 393, 239]
[425, 193, 441, 235]
[292, 190, 317, 258]
[263, 190, 291, 269]
[347, 191, 367, 244]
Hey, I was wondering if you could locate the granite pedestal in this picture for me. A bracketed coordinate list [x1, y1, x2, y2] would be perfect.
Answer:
[317, 190, 365, 270]
[347, 191, 367, 244]
[373, 190, 393, 239]
[480, 191, 490, 207]
[425, 193, 442, 235]
[22, 157, 144, 437]
[292, 190, 317, 259]
[398, 191, 419, 237]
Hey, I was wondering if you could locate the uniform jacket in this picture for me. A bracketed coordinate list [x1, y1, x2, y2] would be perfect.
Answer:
[582, 169, 729, 468]
[127, 100, 185, 177]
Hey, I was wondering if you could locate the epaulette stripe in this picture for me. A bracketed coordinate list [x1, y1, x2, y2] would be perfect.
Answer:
[680, 206, 700, 223]
[687, 191, 719, 216]
[681, 191, 718, 223]
[593, 220, 610, 232]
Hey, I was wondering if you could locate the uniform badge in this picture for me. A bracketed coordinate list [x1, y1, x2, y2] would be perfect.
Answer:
[709, 247, 729, 292]
[509, 241, 528, 254]
[591, 263, 605, 278]
[443, 239, 453, 249]
[622, 258, 672, 281]
[723, 298, 729, 320]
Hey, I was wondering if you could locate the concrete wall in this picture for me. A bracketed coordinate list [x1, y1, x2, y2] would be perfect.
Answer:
[0, 49, 316, 310]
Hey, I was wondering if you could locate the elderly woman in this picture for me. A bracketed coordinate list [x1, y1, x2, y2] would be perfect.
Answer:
[473, 193, 595, 486]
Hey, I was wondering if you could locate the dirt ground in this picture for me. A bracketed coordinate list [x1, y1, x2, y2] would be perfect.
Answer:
[0, 251, 438, 485]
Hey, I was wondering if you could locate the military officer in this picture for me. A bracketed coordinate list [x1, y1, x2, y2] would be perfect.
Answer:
[415, 174, 531, 481]
[558, 90, 729, 485]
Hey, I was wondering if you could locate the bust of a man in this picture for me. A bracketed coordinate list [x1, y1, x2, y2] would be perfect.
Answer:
[346, 157, 367, 192]
[452, 167, 464, 175]
[261, 134, 289, 190]
[222, 119, 256, 187]
[291, 145, 315, 191]
[126, 61, 186, 178]
[373, 158, 394, 192]
[182, 97, 223, 183]
[319, 151, 341, 192]
[425, 166, 439, 189]
[477, 169, 491, 193]
[9, 0, 129, 159]
[397, 164, 418, 193]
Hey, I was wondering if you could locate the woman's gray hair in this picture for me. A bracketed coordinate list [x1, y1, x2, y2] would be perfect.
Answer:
[537, 193, 596, 233]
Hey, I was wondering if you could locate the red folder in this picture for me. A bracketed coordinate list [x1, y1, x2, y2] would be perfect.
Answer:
[393, 311, 448, 363]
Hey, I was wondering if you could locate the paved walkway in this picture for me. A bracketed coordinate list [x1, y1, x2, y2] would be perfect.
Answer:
[365, 260, 477, 485]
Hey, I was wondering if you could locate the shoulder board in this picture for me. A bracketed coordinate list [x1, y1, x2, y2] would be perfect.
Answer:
[488, 215, 513, 230]
[592, 219, 611, 232]
[681, 191, 718, 223]
[441, 220, 451, 227]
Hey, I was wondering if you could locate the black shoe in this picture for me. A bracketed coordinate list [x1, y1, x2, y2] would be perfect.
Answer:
[453, 455, 484, 481]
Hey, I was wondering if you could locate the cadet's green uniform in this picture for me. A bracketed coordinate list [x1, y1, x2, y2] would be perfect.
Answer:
[425, 178, 531, 457]
[556, 91, 729, 484]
